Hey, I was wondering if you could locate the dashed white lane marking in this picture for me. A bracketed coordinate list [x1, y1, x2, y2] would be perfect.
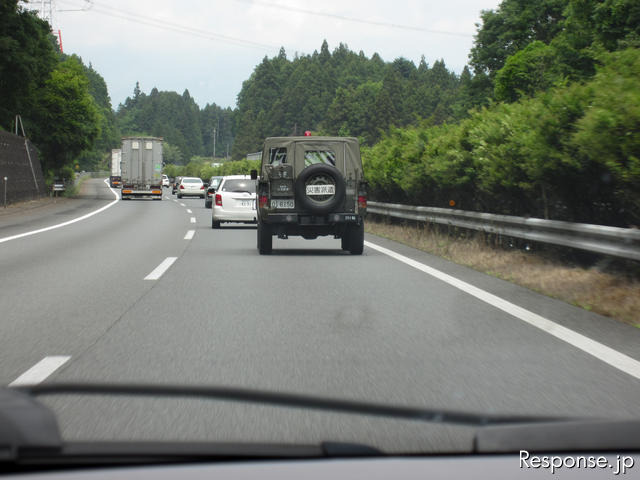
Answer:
[184, 230, 195, 240]
[186, 209, 192, 214]
[0, 179, 119, 244]
[144, 257, 178, 280]
[364, 240, 640, 381]
[179, 203, 186, 207]
[190, 217, 196, 224]
[9, 356, 71, 386]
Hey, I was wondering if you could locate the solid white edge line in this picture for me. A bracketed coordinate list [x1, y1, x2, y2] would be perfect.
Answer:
[364, 240, 640, 381]
[186, 209, 192, 214]
[0, 179, 119, 244]
[9, 356, 71, 387]
[184, 230, 195, 240]
[190, 217, 196, 223]
[144, 256, 178, 280]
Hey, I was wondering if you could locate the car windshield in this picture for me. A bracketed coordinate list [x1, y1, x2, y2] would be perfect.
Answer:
[220, 179, 256, 193]
[2, 0, 640, 465]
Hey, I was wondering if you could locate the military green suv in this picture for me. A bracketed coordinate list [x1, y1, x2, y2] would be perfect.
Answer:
[252, 136, 367, 255]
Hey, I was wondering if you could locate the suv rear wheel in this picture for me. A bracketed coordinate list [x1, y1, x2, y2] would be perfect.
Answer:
[257, 222, 272, 254]
[346, 223, 364, 255]
[341, 233, 350, 251]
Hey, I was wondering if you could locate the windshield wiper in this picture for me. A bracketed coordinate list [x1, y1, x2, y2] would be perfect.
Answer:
[18, 382, 565, 426]
[5, 382, 638, 468]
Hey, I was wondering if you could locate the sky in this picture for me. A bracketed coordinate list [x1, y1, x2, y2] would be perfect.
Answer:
[42, 0, 503, 110]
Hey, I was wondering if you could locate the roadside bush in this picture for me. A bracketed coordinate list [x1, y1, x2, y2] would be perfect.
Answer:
[362, 48, 640, 226]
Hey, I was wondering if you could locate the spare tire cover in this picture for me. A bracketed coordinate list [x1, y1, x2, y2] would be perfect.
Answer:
[295, 163, 346, 214]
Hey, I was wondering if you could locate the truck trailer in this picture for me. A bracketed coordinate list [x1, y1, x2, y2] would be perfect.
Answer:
[109, 149, 122, 188]
[120, 137, 163, 200]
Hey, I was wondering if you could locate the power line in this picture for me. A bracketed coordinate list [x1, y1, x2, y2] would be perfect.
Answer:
[231, 0, 473, 38]
[57, 0, 279, 51]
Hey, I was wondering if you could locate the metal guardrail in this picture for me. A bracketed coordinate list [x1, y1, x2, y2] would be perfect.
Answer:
[367, 201, 640, 261]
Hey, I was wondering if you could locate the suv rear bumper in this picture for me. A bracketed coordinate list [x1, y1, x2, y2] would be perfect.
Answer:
[261, 212, 363, 238]
[262, 212, 363, 225]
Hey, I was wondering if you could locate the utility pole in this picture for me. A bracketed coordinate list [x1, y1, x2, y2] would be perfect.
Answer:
[213, 117, 220, 160]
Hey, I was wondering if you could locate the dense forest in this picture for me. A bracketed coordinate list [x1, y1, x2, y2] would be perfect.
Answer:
[2, 0, 638, 225]
[113, 41, 471, 161]
[363, 0, 640, 226]
[230, 42, 478, 157]
[115, 84, 234, 164]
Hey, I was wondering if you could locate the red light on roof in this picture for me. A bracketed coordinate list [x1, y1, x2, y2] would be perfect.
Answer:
[304, 131, 312, 136]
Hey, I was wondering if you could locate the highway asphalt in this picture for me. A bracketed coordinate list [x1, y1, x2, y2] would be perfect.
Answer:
[1, 178, 640, 453]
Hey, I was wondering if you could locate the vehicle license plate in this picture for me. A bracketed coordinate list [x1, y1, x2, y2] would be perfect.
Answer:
[306, 184, 335, 196]
[240, 200, 255, 208]
[271, 199, 295, 209]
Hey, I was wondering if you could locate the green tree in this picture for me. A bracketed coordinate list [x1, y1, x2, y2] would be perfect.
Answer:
[0, 0, 58, 129]
[494, 41, 564, 102]
[470, 0, 566, 77]
[75, 58, 120, 170]
[570, 48, 640, 224]
[163, 142, 184, 165]
[29, 56, 100, 177]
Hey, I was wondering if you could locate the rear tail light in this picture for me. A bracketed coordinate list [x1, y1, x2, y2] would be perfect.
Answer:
[179, 185, 185, 189]
[259, 195, 268, 208]
[215, 193, 222, 206]
[200, 185, 205, 190]
[358, 195, 367, 209]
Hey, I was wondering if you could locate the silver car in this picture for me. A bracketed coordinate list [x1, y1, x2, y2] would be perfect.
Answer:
[211, 175, 257, 228]
[177, 177, 205, 199]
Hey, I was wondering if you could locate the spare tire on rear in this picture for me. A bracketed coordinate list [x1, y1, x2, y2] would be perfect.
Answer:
[294, 163, 346, 215]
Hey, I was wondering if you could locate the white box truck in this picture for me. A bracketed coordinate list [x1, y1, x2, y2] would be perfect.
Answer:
[109, 149, 122, 188]
[120, 137, 163, 200]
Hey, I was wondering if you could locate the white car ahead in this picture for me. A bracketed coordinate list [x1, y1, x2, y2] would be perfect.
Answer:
[162, 174, 170, 187]
[211, 175, 257, 228]
[177, 177, 205, 198]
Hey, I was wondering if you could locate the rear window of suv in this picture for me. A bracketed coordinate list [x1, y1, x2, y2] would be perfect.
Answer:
[269, 147, 287, 165]
[182, 178, 202, 183]
[221, 179, 256, 193]
[304, 150, 336, 167]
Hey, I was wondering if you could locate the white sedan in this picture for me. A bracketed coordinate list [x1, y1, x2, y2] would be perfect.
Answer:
[211, 175, 257, 228]
[177, 177, 205, 198]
